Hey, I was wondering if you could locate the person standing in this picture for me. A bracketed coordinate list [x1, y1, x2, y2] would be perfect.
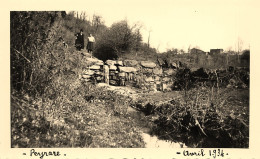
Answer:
[75, 29, 84, 51]
[87, 33, 95, 57]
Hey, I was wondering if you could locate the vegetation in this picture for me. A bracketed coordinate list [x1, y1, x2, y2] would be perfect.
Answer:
[11, 11, 145, 148]
[134, 85, 249, 148]
[132, 66, 249, 148]
[11, 79, 145, 147]
[158, 49, 250, 70]
[11, 11, 249, 148]
[152, 87, 249, 148]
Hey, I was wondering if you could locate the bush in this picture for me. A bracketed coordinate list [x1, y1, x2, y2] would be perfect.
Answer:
[11, 11, 65, 96]
[148, 86, 249, 148]
[94, 20, 142, 61]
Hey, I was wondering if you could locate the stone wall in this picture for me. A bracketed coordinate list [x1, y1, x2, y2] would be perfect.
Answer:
[81, 58, 178, 92]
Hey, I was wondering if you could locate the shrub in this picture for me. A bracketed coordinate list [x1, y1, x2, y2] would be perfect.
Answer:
[10, 11, 65, 96]
[149, 86, 249, 148]
[94, 20, 142, 61]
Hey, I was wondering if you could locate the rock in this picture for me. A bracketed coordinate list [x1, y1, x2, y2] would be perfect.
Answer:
[89, 65, 100, 70]
[145, 76, 154, 82]
[119, 79, 126, 86]
[119, 66, 137, 73]
[82, 74, 91, 79]
[142, 68, 153, 74]
[96, 61, 104, 66]
[162, 77, 171, 82]
[96, 76, 103, 81]
[83, 69, 95, 75]
[96, 83, 109, 87]
[171, 61, 179, 68]
[94, 71, 103, 75]
[106, 60, 116, 66]
[115, 60, 123, 66]
[109, 75, 118, 80]
[153, 68, 163, 75]
[118, 72, 126, 77]
[164, 69, 176, 76]
[109, 80, 118, 86]
[156, 81, 161, 85]
[83, 78, 91, 82]
[162, 82, 173, 91]
[141, 61, 157, 68]
[85, 58, 104, 65]
[109, 65, 117, 70]
[124, 60, 139, 67]
[154, 76, 160, 81]
[104, 65, 109, 84]
[157, 58, 165, 66]
[109, 71, 116, 76]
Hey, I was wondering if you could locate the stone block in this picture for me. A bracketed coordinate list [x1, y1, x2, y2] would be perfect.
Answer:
[145, 76, 154, 82]
[119, 79, 126, 86]
[162, 77, 171, 82]
[109, 65, 117, 71]
[118, 72, 126, 77]
[82, 74, 91, 79]
[140, 61, 157, 68]
[162, 83, 172, 91]
[83, 69, 95, 75]
[104, 65, 109, 71]
[154, 76, 160, 81]
[142, 68, 153, 74]
[164, 68, 176, 76]
[153, 68, 163, 75]
[96, 76, 103, 81]
[119, 66, 137, 73]
[94, 71, 103, 75]
[84, 78, 91, 82]
[109, 71, 116, 76]
[109, 80, 118, 86]
[124, 60, 139, 67]
[89, 65, 100, 70]
[156, 81, 161, 85]
[115, 60, 123, 66]
[106, 60, 116, 66]
[85, 58, 104, 65]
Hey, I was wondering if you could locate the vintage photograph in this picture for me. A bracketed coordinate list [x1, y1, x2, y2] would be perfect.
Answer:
[10, 5, 249, 148]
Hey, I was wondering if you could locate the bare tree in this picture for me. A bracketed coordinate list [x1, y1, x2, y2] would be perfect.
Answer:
[80, 11, 86, 21]
[225, 46, 234, 65]
[237, 38, 243, 63]
[148, 29, 152, 49]
[188, 45, 192, 53]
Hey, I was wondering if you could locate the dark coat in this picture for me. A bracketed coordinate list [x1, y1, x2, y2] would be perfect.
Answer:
[75, 33, 84, 50]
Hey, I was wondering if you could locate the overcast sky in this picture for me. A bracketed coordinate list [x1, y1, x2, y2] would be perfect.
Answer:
[66, 0, 254, 52]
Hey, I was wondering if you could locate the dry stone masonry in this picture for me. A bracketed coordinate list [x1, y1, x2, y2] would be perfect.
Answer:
[81, 57, 179, 92]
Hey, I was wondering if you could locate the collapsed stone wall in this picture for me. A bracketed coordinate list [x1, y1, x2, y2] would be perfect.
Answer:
[80, 57, 178, 92]
[80, 56, 249, 91]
